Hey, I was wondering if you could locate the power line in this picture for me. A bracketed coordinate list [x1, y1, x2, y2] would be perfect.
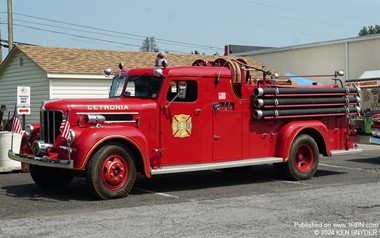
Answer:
[0, 39, 35, 45]
[13, 12, 223, 51]
[13, 19, 147, 42]
[11, 18, 219, 51]
[13, 23, 142, 47]
[2, 21, 190, 53]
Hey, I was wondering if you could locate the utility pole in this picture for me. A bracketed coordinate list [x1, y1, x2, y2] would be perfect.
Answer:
[0, 30, 3, 64]
[7, 0, 13, 51]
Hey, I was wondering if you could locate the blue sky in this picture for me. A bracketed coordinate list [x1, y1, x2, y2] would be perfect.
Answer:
[0, 0, 379, 56]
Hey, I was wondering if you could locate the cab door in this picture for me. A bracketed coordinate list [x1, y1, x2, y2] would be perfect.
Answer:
[159, 79, 210, 165]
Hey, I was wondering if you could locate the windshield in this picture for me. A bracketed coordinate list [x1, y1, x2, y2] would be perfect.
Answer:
[125, 75, 163, 99]
[109, 75, 126, 98]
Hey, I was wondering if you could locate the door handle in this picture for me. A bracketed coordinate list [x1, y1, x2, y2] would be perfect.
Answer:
[213, 135, 221, 140]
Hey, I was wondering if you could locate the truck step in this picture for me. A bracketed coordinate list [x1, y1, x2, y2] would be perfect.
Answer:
[151, 157, 283, 175]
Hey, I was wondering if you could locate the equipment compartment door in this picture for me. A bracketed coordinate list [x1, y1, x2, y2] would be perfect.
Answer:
[212, 109, 242, 161]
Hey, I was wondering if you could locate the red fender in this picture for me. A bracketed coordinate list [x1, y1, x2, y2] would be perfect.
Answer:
[275, 120, 331, 161]
[73, 126, 152, 178]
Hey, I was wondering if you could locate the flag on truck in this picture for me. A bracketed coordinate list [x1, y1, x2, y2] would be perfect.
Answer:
[60, 111, 71, 141]
[12, 107, 22, 134]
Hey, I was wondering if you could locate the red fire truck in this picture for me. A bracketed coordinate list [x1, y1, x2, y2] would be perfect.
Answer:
[9, 54, 362, 199]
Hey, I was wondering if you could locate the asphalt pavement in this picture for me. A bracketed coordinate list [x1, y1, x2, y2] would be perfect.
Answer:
[0, 139, 379, 238]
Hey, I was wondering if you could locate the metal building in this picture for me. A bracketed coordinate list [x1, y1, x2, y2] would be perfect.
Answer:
[233, 34, 380, 84]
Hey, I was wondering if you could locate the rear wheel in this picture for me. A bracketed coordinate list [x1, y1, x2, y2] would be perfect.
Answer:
[277, 134, 319, 180]
[86, 143, 136, 200]
[29, 164, 74, 188]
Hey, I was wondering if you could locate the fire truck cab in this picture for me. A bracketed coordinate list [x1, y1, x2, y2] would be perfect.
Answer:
[9, 54, 362, 199]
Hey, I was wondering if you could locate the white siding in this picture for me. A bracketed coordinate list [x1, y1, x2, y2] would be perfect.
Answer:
[50, 78, 111, 99]
[243, 44, 346, 84]
[348, 38, 380, 79]
[0, 52, 48, 125]
[238, 36, 380, 83]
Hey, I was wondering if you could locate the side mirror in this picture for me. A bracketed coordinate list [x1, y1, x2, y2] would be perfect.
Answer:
[165, 82, 187, 109]
[178, 84, 187, 99]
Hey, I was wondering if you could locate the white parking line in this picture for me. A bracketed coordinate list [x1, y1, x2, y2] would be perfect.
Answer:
[357, 144, 379, 151]
[212, 169, 311, 186]
[134, 188, 179, 198]
[319, 163, 367, 171]
[280, 180, 311, 186]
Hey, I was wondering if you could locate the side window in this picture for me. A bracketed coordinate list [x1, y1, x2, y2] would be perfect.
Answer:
[166, 80, 198, 102]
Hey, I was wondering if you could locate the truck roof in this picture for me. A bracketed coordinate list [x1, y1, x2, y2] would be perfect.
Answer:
[128, 66, 232, 79]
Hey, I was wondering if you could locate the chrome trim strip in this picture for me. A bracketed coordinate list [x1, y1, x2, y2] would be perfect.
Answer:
[47, 110, 51, 143]
[40, 109, 44, 141]
[76, 112, 139, 115]
[52, 110, 56, 143]
[104, 121, 136, 123]
[76, 112, 139, 123]
[330, 148, 363, 156]
[8, 150, 74, 169]
[151, 157, 283, 175]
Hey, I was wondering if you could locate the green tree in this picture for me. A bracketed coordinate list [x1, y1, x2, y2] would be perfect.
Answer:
[358, 25, 380, 36]
[140, 36, 159, 52]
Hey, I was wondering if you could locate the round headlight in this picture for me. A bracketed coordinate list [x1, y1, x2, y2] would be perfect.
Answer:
[25, 124, 34, 140]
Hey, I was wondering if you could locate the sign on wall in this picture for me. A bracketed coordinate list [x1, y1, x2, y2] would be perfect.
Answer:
[345, 80, 380, 88]
[16, 86, 31, 115]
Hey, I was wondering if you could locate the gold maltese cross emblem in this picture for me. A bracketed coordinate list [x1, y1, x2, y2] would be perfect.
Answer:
[172, 114, 192, 138]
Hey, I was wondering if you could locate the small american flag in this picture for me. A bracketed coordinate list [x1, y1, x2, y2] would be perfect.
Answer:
[12, 108, 22, 134]
[60, 112, 71, 141]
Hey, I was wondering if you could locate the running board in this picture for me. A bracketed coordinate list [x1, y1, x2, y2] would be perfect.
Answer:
[151, 157, 283, 175]
[330, 148, 363, 156]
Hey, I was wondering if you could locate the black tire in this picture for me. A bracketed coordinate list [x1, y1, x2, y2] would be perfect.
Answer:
[86, 143, 136, 200]
[29, 164, 74, 188]
[278, 134, 319, 180]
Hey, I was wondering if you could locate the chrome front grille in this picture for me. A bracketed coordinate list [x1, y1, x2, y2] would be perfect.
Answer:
[40, 109, 63, 144]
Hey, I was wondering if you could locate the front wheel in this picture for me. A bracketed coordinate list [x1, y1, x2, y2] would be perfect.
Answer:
[276, 134, 319, 180]
[86, 143, 136, 200]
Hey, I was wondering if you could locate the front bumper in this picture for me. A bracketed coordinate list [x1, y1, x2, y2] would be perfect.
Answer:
[8, 150, 73, 169]
[369, 136, 380, 145]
